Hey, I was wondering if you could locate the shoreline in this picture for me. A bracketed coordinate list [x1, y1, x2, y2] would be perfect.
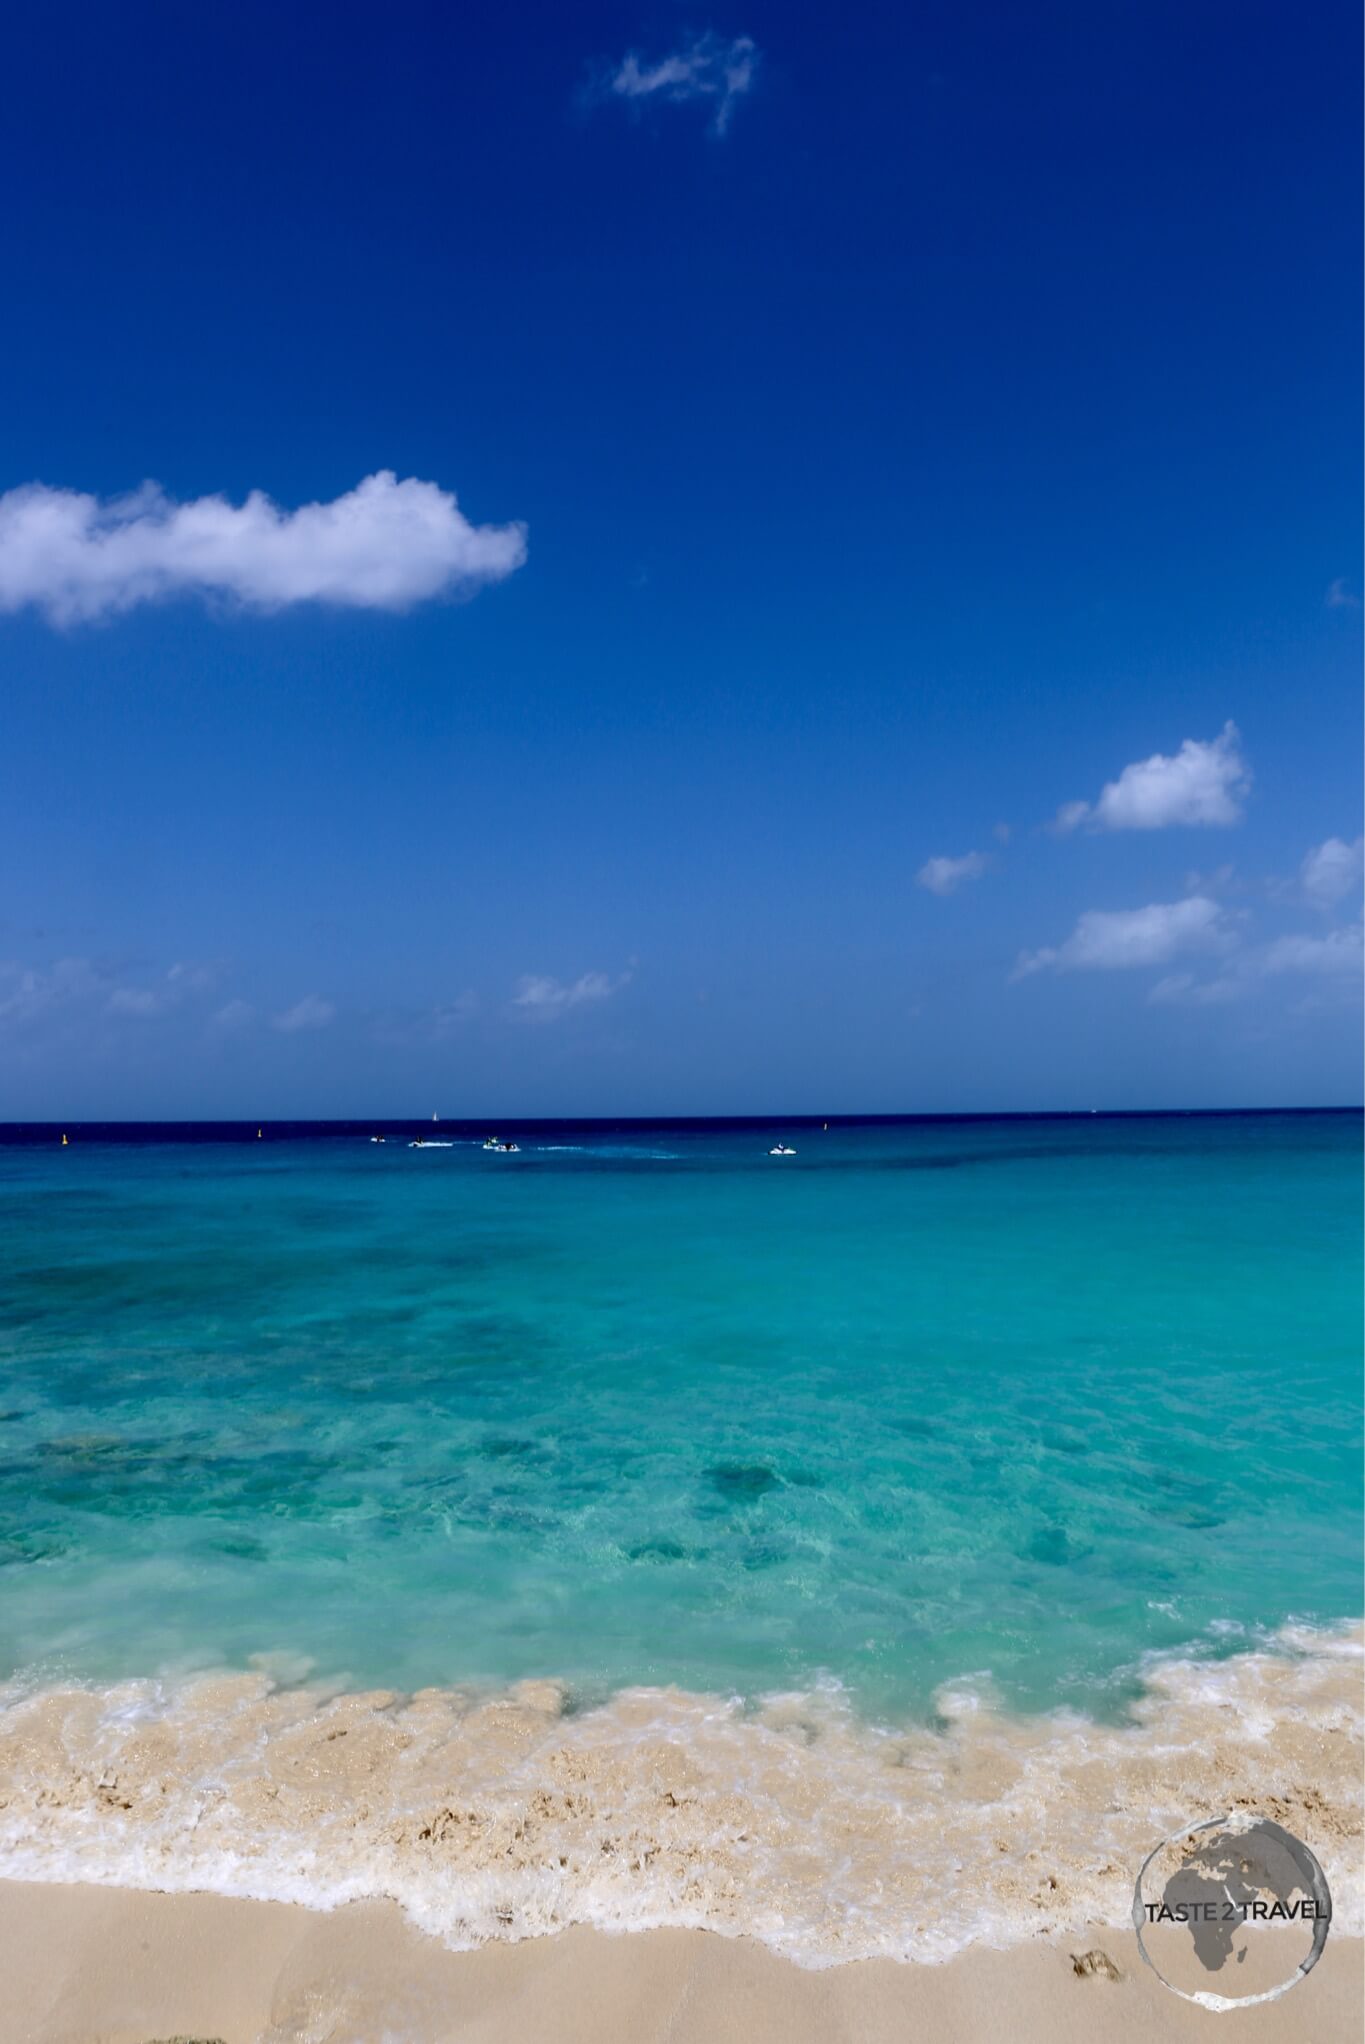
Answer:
[4, 1882, 1361, 2043]
[0, 1622, 1359, 1970]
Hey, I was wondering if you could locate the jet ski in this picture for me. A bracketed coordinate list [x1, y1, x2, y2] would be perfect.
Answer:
[768, 1143, 797, 1156]
[409, 1138, 454, 1148]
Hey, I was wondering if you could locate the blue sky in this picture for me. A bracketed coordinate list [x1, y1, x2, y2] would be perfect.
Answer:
[0, 0, 1359, 1116]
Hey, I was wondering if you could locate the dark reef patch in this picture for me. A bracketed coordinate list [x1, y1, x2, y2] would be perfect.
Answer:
[707, 1463, 779, 1499]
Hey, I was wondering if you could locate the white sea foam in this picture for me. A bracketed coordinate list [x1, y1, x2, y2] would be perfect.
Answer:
[0, 1623, 1358, 1967]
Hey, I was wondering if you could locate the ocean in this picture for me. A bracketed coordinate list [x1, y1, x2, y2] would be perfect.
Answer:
[0, 1110, 1359, 1962]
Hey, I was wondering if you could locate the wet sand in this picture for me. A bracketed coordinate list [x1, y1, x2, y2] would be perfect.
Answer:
[1, 1882, 1360, 2044]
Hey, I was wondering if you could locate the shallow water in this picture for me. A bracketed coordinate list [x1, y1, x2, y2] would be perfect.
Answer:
[0, 1113, 1358, 1719]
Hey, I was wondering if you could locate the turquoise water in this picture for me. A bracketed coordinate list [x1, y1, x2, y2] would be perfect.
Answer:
[0, 1114, 1359, 1720]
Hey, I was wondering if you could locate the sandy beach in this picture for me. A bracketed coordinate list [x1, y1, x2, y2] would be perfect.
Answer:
[2, 1881, 1359, 2044]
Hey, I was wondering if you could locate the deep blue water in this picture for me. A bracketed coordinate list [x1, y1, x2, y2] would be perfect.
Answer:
[0, 1112, 1359, 1719]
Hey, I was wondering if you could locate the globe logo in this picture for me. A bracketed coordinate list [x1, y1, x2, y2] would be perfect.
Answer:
[1133, 1812, 1332, 2010]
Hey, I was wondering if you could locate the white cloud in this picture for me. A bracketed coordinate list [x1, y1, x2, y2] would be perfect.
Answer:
[0, 957, 104, 1028]
[272, 995, 336, 1033]
[604, 33, 758, 135]
[1182, 862, 1238, 898]
[1300, 836, 1364, 908]
[167, 960, 221, 991]
[1147, 971, 1246, 1007]
[106, 961, 223, 1018]
[1053, 723, 1249, 833]
[1258, 924, 1363, 978]
[0, 954, 225, 1032]
[916, 850, 988, 896]
[1150, 921, 1362, 1007]
[429, 991, 480, 1033]
[210, 998, 257, 1031]
[1014, 896, 1235, 978]
[1050, 800, 1091, 835]
[1326, 577, 1361, 610]
[512, 970, 629, 1020]
[107, 986, 163, 1018]
[0, 471, 527, 625]
[374, 991, 481, 1046]
[108, 959, 227, 1020]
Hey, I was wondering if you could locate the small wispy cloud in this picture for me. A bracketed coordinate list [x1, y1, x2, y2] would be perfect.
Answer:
[0, 471, 527, 626]
[105, 959, 223, 1019]
[166, 960, 221, 991]
[916, 850, 989, 896]
[1013, 896, 1236, 978]
[1326, 577, 1361, 610]
[598, 32, 758, 135]
[1052, 723, 1249, 834]
[1258, 924, 1363, 977]
[272, 995, 336, 1033]
[210, 998, 257, 1032]
[107, 986, 163, 1018]
[512, 970, 630, 1021]
[0, 955, 224, 1032]
[1148, 971, 1246, 1007]
[429, 991, 480, 1033]
[1182, 862, 1239, 898]
[0, 956, 104, 1029]
[373, 992, 481, 1047]
[1299, 835, 1364, 909]
[1150, 922, 1363, 1007]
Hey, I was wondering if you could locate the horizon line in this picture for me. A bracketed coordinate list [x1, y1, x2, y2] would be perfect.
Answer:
[1, 1103, 1360, 1138]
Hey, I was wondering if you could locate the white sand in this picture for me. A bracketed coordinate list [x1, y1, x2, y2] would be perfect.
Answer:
[3, 1881, 1361, 2044]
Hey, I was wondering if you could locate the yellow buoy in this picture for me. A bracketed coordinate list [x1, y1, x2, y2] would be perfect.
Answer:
[257, 1128, 262, 1139]
[61, 1132, 68, 1146]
